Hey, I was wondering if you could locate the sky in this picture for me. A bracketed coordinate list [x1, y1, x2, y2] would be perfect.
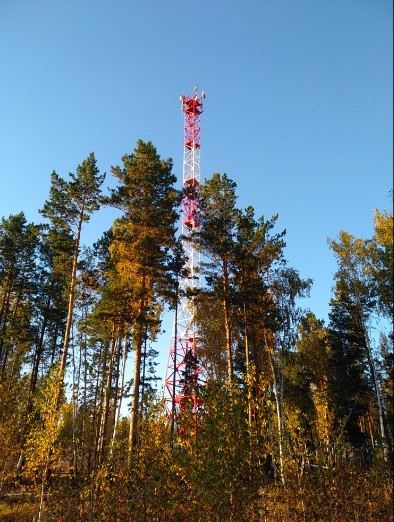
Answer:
[1, 0, 392, 386]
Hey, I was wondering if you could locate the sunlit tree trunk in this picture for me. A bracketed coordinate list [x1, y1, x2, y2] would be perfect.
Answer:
[223, 261, 233, 383]
[129, 300, 145, 454]
[265, 331, 285, 484]
[111, 335, 128, 454]
[99, 325, 117, 460]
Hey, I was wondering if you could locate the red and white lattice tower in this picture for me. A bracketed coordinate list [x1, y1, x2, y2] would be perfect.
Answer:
[164, 87, 205, 430]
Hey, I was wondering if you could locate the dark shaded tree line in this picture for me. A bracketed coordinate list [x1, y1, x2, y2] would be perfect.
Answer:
[0, 141, 392, 521]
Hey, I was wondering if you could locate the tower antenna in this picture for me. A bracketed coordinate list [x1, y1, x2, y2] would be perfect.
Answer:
[164, 89, 205, 437]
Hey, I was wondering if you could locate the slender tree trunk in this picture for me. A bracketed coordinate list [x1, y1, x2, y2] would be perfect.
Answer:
[358, 310, 389, 460]
[223, 299, 233, 382]
[89, 342, 105, 519]
[365, 336, 388, 459]
[223, 261, 233, 383]
[244, 303, 252, 429]
[111, 335, 128, 454]
[96, 340, 110, 463]
[50, 322, 60, 366]
[110, 334, 122, 436]
[99, 326, 117, 460]
[129, 334, 143, 453]
[28, 296, 51, 412]
[1, 289, 22, 378]
[264, 331, 285, 484]
[72, 326, 82, 477]
[59, 217, 82, 382]
[129, 300, 145, 454]
[37, 460, 48, 522]
[171, 284, 179, 446]
[129, 339, 142, 454]
[0, 286, 12, 375]
[0, 272, 12, 363]
[80, 321, 88, 518]
[141, 329, 147, 402]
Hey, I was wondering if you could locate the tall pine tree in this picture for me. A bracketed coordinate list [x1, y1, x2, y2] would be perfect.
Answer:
[107, 140, 178, 453]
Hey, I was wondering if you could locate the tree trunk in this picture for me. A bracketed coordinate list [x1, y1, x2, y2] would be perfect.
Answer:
[1, 288, 22, 378]
[111, 335, 128, 455]
[129, 300, 145, 454]
[95, 340, 110, 463]
[244, 303, 252, 429]
[99, 326, 117, 460]
[0, 282, 12, 374]
[223, 261, 233, 382]
[129, 336, 142, 454]
[358, 309, 389, 460]
[59, 222, 81, 377]
[54, 211, 84, 413]
[264, 331, 285, 484]
[364, 333, 388, 460]
[28, 296, 51, 414]
[171, 284, 179, 446]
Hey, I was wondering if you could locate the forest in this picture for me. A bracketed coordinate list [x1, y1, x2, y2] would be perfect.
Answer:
[0, 140, 392, 521]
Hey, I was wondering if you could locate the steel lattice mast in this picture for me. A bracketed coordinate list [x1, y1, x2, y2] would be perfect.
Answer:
[164, 87, 205, 431]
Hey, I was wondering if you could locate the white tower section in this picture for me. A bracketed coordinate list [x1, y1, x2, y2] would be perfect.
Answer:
[164, 89, 204, 426]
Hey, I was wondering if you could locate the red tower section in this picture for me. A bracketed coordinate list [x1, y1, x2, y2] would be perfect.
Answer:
[164, 88, 205, 435]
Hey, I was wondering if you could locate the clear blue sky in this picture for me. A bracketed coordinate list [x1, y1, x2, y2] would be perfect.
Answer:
[1, 1, 392, 382]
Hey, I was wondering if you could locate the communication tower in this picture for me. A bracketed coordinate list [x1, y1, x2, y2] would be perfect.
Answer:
[164, 87, 205, 433]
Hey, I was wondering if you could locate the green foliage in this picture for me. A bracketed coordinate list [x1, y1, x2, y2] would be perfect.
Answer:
[0, 213, 40, 381]
[108, 140, 179, 321]
[328, 212, 392, 458]
[39, 153, 105, 236]
[368, 208, 393, 317]
[190, 383, 259, 519]
[23, 365, 67, 480]
[106, 140, 179, 452]
[198, 172, 238, 264]
[0, 149, 391, 520]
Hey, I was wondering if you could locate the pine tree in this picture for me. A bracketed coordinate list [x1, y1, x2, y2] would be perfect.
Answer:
[0, 213, 40, 380]
[198, 173, 238, 383]
[327, 289, 372, 451]
[39, 153, 104, 403]
[107, 140, 178, 453]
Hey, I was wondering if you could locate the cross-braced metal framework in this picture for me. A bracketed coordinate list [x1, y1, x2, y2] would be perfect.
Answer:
[164, 88, 205, 431]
